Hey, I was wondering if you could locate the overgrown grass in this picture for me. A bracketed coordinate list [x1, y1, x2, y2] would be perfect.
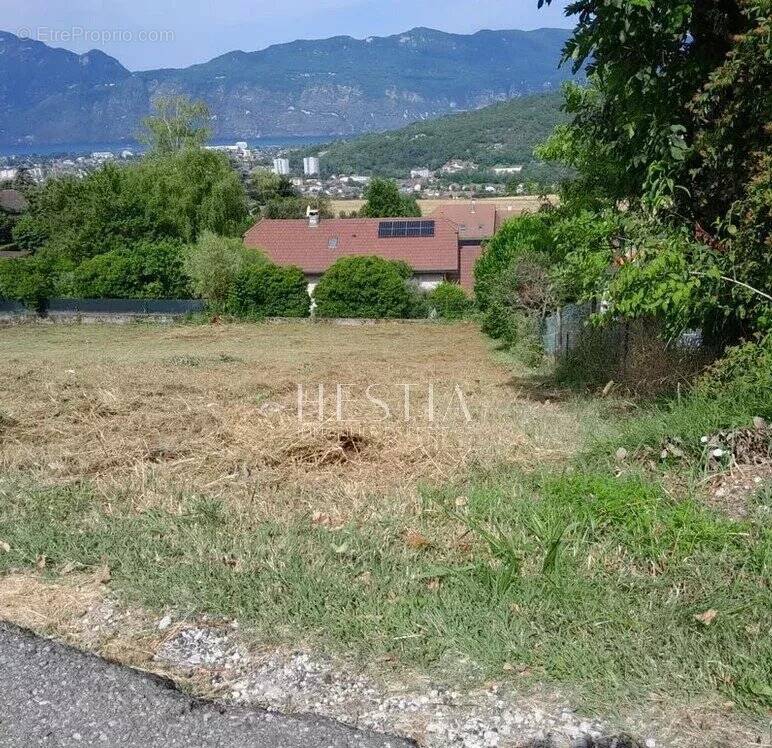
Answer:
[1, 468, 769, 712]
[589, 337, 772, 464]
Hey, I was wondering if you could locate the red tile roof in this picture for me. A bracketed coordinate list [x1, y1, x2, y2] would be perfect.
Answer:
[430, 201, 532, 240]
[429, 203, 498, 241]
[0, 189, 29, 214]
[244, 218, 460, 274]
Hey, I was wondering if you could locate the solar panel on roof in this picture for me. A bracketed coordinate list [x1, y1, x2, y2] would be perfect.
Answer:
[378, 220, 435, 239]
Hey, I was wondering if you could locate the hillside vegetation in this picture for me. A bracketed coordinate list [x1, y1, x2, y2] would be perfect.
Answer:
[297, 93, 569, 180]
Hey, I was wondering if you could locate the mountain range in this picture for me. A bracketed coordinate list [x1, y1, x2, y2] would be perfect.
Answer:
[0, 27, 573, 146]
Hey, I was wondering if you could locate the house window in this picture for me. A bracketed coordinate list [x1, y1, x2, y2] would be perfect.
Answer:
[328, 237, 339, 249]
[378, 220, 435, 238]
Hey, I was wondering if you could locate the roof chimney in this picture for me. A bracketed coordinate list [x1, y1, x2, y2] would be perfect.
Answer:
[306, 205, 320, 228]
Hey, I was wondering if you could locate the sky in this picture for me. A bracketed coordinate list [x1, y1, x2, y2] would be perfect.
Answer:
[1, 0, 573, 70]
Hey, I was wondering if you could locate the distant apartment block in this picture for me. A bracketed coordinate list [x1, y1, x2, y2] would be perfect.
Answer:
[410, 168, 431, 180]
[303, 157, 320, 176]
[273, 158, 291, 176]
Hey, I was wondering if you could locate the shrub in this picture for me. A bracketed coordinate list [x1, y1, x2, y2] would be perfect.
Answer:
[71, 241, 191, 299]
[228, 263, 309, 318]
[405, 284, 430, 319]
[185, 231, 264, 311]
[313, 256, 412, 319]
[474, 212, 556, 311]
[389, 260, 414, 280]
[0, 252, 71, 309]
[427, 282, 472, 319]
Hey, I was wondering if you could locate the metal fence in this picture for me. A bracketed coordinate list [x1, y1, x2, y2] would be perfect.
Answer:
[45, 298, 206, 315]
[541, 302, 595, 357]
[0, 298, 206, 320]
[0, 300, 29, 315]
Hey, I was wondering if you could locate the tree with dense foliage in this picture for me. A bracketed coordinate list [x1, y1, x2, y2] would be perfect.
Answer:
[535, 0, 771, 341]
[263, 195, 334, 220]
[71, 241, 191, 299]
[313, 256, 413, 318]
[140, 96, 212, 155]
[359, 179, 421, 218]
[228, 263, 310, 318]
[474, 212, 556, 311]
[184, 231, 265, 311]
[248, 173, 296, 205]
[0, 252, 69, 308]
[13, 150, 249, 263]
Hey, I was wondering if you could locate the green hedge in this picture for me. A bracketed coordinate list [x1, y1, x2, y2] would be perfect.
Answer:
[71, 241, 191, 299]
[313, 256, 412, 319]
[427, 281, 472, 319]
[228, 263, 309, 318]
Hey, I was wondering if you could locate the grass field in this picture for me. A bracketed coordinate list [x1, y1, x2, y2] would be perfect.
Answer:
[0, 322, 601, 519]
[0, 322, 770, 741]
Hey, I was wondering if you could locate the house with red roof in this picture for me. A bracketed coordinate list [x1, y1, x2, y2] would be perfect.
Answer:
[245, 212, 465, 294]
[428, 202, 523, 291]
[243, 202, 525, 295]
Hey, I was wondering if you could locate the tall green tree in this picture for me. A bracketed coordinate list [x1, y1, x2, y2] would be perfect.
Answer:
[140, 96, 212, 155]
[14, 150, 249, 263]
[536, 0, 771, 339]
[359, 179, 421, 218]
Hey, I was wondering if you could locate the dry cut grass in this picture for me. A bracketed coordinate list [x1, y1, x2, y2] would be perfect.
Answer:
[0, 322, 596, 521]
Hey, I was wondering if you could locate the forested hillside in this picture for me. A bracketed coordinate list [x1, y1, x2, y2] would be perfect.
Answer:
[297, 93, 569, 181]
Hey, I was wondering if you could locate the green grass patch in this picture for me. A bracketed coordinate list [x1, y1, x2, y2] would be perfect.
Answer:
[1, 470, 769, 712]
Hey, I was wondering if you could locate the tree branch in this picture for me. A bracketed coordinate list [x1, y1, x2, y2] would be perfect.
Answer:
[691, 272, 772, 302]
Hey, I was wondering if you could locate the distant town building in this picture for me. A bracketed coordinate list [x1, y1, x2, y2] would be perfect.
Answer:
[120, 150, 135, 159]
[410, 167, 431, 180]
[273, 158, 291, 176]
[0, 168, 19, 182]
[440, 159, 479, 174]
[91, 152, 115, 161]
[303, 156, 320, 176]
[492, 165, 524, 175]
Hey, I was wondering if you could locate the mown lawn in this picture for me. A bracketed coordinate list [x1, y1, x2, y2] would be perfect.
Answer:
[0, 322, 770, 719]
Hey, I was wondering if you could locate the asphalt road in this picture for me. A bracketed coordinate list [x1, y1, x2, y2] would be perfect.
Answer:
[0, 622, 415, 748]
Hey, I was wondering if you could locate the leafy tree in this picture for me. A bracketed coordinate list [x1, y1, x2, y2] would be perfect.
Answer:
[14, 150, 249, 263]
[184, 231, 265, 310]
[536, 0, 772, 340]
[314, 256, 412, 318]
[0, 213, 14, 246]
[359, 179, 421, 218]
[71, 241, 191, 299]
[474, 212, 556, 311]
[0, 251, 71, 309]
[141, 96, 212, 155]
[263, 195, 334, 220]
[228, 264, 309, 318]
[249, 172, 297, 205]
